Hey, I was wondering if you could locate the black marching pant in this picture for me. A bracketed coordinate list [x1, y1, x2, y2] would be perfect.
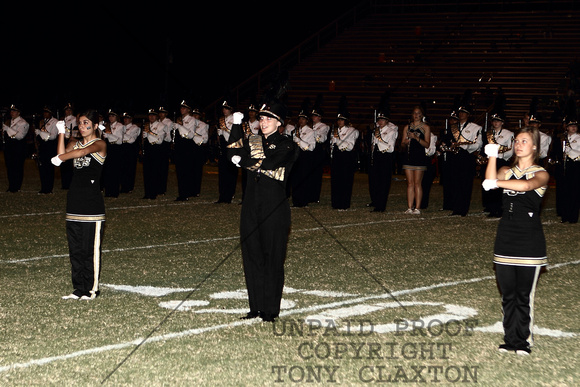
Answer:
[447, 150, 476, 216]
[495, 264, 541, 350]
[66, 220, 104, 298]
[241, 178, 290, 318]
[368, 149, 393, 211]
[331, 148, 357, 210]
[120, 142, 138, 193]
[103, 143, 122, 197]
[217, 139, 238, 203]
[37, 138, 57, 193]
[560, 160, 580, 223]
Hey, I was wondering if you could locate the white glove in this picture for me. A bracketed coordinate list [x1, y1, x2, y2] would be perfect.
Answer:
[51, 155, 63, 166]
[482, 179, 498, 191]
[98, 123, 106, 131]
[233, 112, 244, 125]
[56, 120, 66, 134]
[231, 155, 241, 167]
[484, 143, 500, 158]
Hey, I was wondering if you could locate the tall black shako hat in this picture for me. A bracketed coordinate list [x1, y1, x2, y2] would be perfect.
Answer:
[528, 96, 542, 124]
[376, 90, 391, 121]
[490, 87, 506, 122]
[563, 97, 578, 127]
[336, 95, 350, 122]
[311, 93, 325, 118]
[258, 71, 289, 125]
[458, 89, 473, 115]
[298, 97, 311, 119]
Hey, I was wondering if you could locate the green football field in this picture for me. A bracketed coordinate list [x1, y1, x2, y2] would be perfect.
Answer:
[0, 158, 578, 386]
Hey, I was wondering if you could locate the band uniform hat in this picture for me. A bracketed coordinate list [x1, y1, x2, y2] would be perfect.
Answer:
[298, 109, 309, 119]
[43, 105, 53, 114]
[377, 110, 389, 120]
[490, 112, 505, 122]
[180, 99, 192, 110]
[529, 112, 542, 124]
[9, 104, 21, 112]
[259, 102, 287, 125]
[458, 105, 471, 114]
[337, 111, 351, 122]
[222, 100, 233, 111]
[148, 108, 158, 116]
[64, 102, 74, 111]
[564, 113, 578, 127]
[108, 108, 118, 116]
[158, 106, 168, 114]
[248, 104, 258, 112]
[311, 107, 324, 117]
[449, 110, 459, 119]
[122, 112, 133, 119]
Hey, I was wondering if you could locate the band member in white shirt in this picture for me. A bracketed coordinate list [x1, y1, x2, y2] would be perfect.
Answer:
[2, 104, 30, 192]
[35, 106, 59, 194]
[120, 112, 141, 194]
[368, 110, 398, 212]
[290, 109, 316, 207]
[102, 109, 125, 197]
[330, 107, 359, 210]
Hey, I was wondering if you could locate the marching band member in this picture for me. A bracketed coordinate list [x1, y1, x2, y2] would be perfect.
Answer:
[401, 105, 431, 214]
[310, 97, 330, 203]
[102, 109, 125, 197]
[173, 99, 201, 201]
[2, 104, 29, 193]
[483, 126, 549, 356]
[120, 112, 140, 194]
[368, 108, 398, 212]
[330, 98, 359, 210]
[142, 108, 169, 199]
[446, 98, 482, 216]
[290, 108, 316, 207]
[51, 109, 107, 300]
[227, 100, 297, 322]
[191, 105, 209, 197]
[481, 109, 514, 217]
[216, 100, 239, 203]
[158, 107, 173, 196]
[559, 115, 580, 223]
[35, 106, 59, 194]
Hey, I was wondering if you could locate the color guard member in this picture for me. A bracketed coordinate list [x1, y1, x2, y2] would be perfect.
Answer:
[2, 104, 29, 193]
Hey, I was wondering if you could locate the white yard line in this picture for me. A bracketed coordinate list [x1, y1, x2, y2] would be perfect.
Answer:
[0, 259, 578, 374]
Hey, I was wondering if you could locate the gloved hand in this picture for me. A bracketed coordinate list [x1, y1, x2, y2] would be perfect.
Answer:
[233, 112, 244, 125]
[51, 155, 63, 166]
[231, 155, 241, 167]
[56, 120, 66, 134]
[484, 143, 500, 158]
[98, 123, 106, 131]
[482, 179, 498, 191]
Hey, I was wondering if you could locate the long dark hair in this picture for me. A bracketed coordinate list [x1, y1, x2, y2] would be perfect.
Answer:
[79, 109, 101, 136]
[512, 126, 540, 166]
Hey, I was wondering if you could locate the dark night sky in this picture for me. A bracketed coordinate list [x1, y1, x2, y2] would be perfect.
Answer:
[2, 2, 353, 117]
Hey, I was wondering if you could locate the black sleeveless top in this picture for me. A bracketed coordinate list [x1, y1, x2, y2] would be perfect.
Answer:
[66, 139, 106, 222]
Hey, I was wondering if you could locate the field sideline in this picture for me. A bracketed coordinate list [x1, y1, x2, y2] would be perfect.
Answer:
[0, 158, 578, 386]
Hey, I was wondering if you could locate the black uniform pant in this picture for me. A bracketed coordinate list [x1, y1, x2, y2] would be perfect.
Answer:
[143, 143, 165, 199]
[240, 181, 290, 318]
[560, 160, 580, 223]
[420, 155, 437, 209]
[66, 220, 104, 298]
[192, 144, 207, 197]
[103, 143, 122, 197]
[291, 149, 315, 207]
[175, 137, 196, 198]
[3, 137, 27, 192]
[495, 264, 541, 350]
[368, 149, 393, 211]
[120, 142, 138, 193]
[311, 144, 327, 203]
[37, 138, 57, 193]
[217, 140, 238, 203]
[331, 148, 357, 210]
[447, 150, 476, 216]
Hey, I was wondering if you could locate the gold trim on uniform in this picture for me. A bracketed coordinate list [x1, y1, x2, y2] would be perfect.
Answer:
[66, 213, 106, 222]
[227, 138, 244, 149]
[261, 167, 286, 181]
[74, 139, 106, 165]
[494, 254, 547, 267]
[218, 117, 230, 133]
[503, 165, 547, 197]
[249, 135, 266, 159]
